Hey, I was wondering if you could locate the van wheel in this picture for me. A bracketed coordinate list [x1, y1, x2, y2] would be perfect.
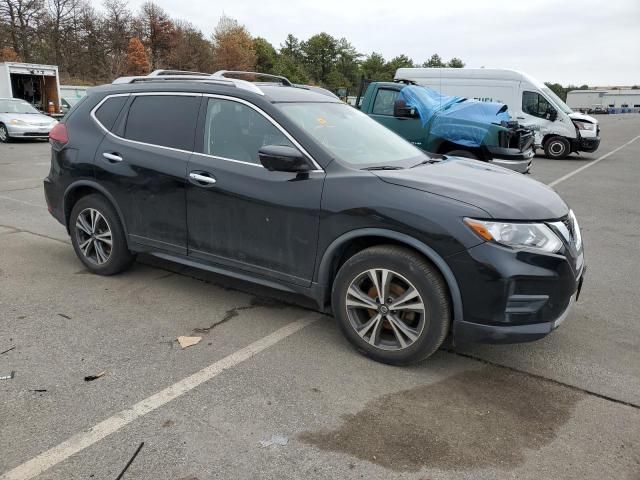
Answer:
[445, 149, 479, 160]
[70, 194, 135, 275]
[331, 245, 451, 365]
[0, 124, 11, 143]
[544, 136, 570, 159]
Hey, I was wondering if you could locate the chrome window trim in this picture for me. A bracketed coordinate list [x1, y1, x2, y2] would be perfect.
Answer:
[90, 92, 324, 172]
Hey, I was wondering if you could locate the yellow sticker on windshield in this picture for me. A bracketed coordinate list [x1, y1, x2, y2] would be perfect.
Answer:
[316, 117, 327, 125]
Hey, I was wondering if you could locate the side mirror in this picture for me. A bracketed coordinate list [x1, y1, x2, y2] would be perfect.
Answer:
[547, 108, 558, 121]
[258, 145, 311, 173]
[393, 99, 418, 118]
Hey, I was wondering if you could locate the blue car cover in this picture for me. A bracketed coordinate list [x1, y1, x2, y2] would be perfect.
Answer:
[398, 85, 511, 148]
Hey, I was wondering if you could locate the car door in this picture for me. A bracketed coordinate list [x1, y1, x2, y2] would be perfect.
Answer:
[519, 90, 556, 145]
[186, 96, 324, 287]
[368, 88, 426, 148]
[94, 93, 202, 254]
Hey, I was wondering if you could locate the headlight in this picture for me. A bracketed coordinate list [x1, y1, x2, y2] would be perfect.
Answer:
[464, 218, 563, 253]
[10, 119, 27, 126]
[568, 209, 582, 251]
[573, 121, 596, 131]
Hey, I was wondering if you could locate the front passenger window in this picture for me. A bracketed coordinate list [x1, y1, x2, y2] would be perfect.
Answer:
[204, 99, 294, 164]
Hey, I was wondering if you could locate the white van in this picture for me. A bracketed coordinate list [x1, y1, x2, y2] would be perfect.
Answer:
[395, 68, 600, 159]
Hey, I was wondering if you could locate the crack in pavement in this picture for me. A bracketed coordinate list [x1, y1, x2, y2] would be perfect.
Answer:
[444, 348, 640, 410]
[0, 185, 42, 193]
[192, 297, 287, 335]
[0, 223, 70, 244]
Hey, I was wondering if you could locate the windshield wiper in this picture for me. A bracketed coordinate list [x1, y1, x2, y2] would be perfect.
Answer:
[410, 158, 442, 168]
[362, 166, 404, 171]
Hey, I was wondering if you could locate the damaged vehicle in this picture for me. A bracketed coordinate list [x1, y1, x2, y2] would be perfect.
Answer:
[44, 70, 584, 365]
[356, 81, 535, 173]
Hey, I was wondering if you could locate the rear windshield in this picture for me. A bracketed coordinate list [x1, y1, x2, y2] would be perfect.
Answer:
[276, 102, 424, 168]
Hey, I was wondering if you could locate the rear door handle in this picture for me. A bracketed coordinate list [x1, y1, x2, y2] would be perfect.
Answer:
[516, 116, 525, 120]
[102, 152, 123, 162]
[189, 172, 217, 186]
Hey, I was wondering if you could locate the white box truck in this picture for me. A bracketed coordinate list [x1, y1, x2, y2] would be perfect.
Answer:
[0, 62, 62, 117]
[395, 68, 600, 159]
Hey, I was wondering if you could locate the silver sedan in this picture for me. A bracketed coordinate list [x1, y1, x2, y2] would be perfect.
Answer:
[0, 98, 58, 142]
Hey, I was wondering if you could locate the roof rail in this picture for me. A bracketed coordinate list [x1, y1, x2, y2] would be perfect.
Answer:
[148, 69, 212, 77]
[111, 73, 264, 95]
[213, 70, 293, 87]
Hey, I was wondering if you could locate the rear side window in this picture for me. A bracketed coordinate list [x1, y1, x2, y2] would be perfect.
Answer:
[124, 95, 201, 150]
[94, 96, 127, 131]
[372, 89, 399, 115]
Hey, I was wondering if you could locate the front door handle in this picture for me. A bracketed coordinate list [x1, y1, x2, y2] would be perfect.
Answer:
[189, 172, 217, 186]
[516, 116, 525, 120]
[102, 152, 123, 163]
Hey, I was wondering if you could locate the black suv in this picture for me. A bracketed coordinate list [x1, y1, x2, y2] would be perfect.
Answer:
[44, 70, 585, 365]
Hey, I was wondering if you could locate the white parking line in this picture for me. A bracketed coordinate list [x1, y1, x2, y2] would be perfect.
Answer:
[0, 313, 321, 480]
[549, 134, 640, 187]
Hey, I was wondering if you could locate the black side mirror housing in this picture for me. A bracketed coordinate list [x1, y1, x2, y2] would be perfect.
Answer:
[393, 99, 418, 118]
[258, 145, 311, 173]
[548, 108, 558, 121]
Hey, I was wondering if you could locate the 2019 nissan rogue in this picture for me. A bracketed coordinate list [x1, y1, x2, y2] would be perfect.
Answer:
[43, 70, 585, 365]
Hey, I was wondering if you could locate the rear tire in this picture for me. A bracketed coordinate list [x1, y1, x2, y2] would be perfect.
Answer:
[543, 136, 570, 159]
[445, 149, 479, 160]
[331, 245, 451, 365]
[0, 123, 11, 143]
[69, 194, 135, 275]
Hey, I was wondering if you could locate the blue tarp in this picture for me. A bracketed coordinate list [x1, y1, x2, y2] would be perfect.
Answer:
[398, 85, 511, 148]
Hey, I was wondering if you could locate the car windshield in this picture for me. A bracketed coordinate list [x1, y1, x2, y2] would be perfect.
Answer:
[541, 87, 573, 114]
[276, 102, 425, 168]
[0, 99, 40, 114]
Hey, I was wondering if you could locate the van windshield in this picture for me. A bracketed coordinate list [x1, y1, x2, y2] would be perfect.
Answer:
[541, 87, 573, 114]
[276, 102, 425, 168]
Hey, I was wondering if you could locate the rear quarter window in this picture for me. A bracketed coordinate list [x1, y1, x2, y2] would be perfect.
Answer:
[94, 96, 128, 131]
[123, 95, 201, 151]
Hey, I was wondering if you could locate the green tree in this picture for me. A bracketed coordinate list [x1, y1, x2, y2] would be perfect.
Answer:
[334, 37, 361, 87]
[253, 36, 276, 73]
[301, 32, 338, 84]
[386, 54, 414, 78]
[545, 82, 567, 101]
[361, 51, 389, 80]
[422, 53, 445, 67]
[447, 57, 465, 68]
[280, 33, 302, 60]
[272, 54, 308, 84]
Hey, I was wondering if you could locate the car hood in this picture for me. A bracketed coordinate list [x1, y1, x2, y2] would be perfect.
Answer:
[0, 112, 54, 124]
[372, 158, 569, 220]
[569, 111, 598, 124]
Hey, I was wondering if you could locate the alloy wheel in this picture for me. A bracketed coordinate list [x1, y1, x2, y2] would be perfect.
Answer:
[75, 208, 113, 265]
[345, 268, 426, 351]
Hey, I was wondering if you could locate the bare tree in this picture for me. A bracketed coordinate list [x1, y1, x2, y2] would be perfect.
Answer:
[0, 0, 44, 61]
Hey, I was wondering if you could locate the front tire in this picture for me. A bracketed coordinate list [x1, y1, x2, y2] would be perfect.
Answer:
[331, 245, 451, 365]
[0, 123, 11, 143]
[543, 136, 571, 159]
[70, 194, 135, 275]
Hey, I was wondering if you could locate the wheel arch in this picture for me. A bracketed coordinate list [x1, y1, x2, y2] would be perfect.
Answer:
[63, 181, 128, 237]
[316, 228, 463, 324]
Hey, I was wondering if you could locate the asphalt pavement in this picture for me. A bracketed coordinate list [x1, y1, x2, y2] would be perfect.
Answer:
[1, 114, 639, 480]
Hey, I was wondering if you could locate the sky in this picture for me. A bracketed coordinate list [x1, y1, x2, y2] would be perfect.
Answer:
[123, 0, 640, 86]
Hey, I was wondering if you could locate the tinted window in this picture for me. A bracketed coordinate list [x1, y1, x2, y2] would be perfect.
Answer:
[204, 98, 294, 164]
[522, 91, 553, 118]
[372, 89, 399, 115]
[124, 95, 200, 150]
[95, 96, 127, 131]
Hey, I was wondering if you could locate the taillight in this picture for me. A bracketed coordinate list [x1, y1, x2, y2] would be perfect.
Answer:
[49, 123, 68, 145]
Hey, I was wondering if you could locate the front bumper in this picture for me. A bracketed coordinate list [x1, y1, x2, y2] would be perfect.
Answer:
[485, 146, 534, 174]
[447, 240, 584, 345]
[6, 123, 53, 138]
[574, 136, 601, 153]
